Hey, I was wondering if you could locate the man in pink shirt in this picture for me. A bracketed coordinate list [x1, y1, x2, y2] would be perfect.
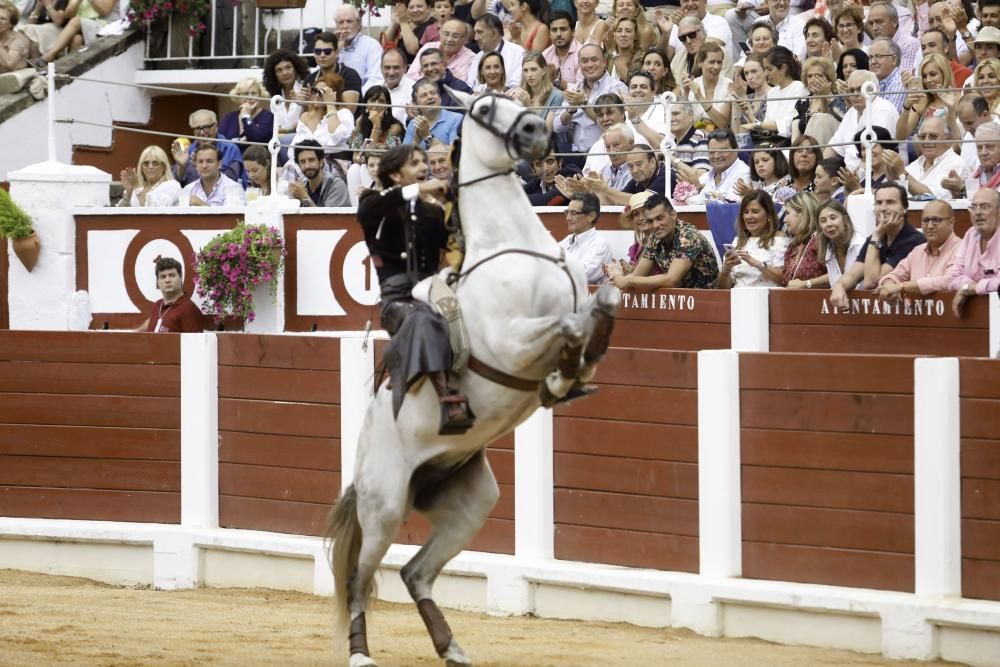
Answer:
[950, 188, 1000, 317]
[406, 18, 475, 81]
[542, 11, 581, 91]
[877, 200, 962, 300]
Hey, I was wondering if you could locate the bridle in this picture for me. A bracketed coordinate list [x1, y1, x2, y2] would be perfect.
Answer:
[455, 93, 539, 189]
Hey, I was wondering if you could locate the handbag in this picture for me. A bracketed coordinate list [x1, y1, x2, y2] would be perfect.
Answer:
[749, 126, 790, 148]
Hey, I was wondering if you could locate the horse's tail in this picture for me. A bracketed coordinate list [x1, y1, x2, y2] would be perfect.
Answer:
[325, 484, 364, 644]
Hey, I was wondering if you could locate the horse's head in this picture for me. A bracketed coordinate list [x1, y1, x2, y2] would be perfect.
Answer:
[449, 88, 550, 167]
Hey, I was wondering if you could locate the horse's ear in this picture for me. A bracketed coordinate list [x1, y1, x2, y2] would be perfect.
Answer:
[446, 86, 475, 110]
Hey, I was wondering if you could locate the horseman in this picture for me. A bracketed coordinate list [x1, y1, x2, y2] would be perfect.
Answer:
[357, 143, 475, 436]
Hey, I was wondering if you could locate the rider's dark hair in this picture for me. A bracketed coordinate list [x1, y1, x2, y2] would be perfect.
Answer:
[571, 192, 600, 224]
[376, 144, 427, 188]
[642, 192, 675, 213]
[155, 257, 183, 279]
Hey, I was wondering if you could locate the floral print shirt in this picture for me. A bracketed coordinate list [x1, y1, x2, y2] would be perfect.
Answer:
[642, 221, 720, 288]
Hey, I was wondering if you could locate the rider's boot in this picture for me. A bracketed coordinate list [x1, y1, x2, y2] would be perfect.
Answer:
[430, 371, 475, 436]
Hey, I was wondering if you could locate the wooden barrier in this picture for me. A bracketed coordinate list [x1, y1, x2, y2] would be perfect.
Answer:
[769, 290, 991, 356]
[611, 288, 730, 350]
[1, 241, 7, 329]
[739, 353, 915, 592]
[0, 332, 181, 523]
[552, 348, 699, 572]
[959, 357, 1000, 602]
[217, 334, 341, 536]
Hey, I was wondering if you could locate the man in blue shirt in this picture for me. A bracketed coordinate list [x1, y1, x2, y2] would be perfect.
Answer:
[403, 78, 463, 148]
[171, 109, 244, 186]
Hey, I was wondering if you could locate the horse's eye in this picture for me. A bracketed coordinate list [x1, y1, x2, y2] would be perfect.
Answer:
[476, 106, 489, 115]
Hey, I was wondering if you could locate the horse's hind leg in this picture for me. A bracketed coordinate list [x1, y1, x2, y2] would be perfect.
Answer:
[401, 451, 499, 666]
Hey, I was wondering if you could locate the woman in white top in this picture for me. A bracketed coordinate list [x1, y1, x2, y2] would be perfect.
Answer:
[758, 46, 808, 144]
[292, 71, 354, 156]
[686, 41, 732, 130]
[118, 145, 181, 208]
[719, 191, 789, 288]
[816, 200, 866, 286]
[473, 52, 518, 96]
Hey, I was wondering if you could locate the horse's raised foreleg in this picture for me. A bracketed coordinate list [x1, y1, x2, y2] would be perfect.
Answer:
[577, 284, 621, 383]
[400, 451, 499, 666]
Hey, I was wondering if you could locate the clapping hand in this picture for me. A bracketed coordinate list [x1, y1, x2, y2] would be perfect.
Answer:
[170, 140, 188, 167]
[509, 87, 530, 106]
[120, 167, 139, 192]
[882, 149, 904, 179]
[412, 114, 430, 140]
[838, 166, 861, 194]
[942, 169, 965, 196]
[733, 178, 753, 198]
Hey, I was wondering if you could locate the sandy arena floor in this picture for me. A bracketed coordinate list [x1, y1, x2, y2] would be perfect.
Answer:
[0, 569, 965, 666]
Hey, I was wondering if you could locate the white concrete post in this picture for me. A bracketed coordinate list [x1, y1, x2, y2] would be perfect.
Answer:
[6, 162, 110, 330]
[729, 287, 769, 352]
[990, 292, 999, 359]
[339, 335, 375, 491]
[514, 407, 554, 561]
[698, 349, 742, 579]
[243, 200, 297, 333]
[180, 332, 220, 528]
[913, 357, 962, 598]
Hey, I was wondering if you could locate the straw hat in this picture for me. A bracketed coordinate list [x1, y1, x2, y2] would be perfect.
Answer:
[975, 26, 1000, 46]
[619, 190, 657, 229]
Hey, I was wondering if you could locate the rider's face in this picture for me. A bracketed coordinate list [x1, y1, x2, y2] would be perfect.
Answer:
[391, 151, 430, 186]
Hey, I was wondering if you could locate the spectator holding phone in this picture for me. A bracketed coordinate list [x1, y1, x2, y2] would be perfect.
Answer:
[293, 71, 355, 159]
[348, 85, 405, 158]
[718, 190, 789, 288]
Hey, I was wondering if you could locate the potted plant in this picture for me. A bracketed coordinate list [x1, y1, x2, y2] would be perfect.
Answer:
[0, 188, 40, 272]
[193, 221, 285, 325]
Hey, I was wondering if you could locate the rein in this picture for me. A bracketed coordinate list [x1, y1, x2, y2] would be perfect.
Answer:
[448, 247, 579, 314]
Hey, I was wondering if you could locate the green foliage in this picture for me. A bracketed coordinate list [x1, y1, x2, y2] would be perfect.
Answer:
[0, 189, 34, 240]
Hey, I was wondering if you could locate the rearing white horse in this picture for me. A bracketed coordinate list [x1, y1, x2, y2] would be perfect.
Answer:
[327, 89, 621, 667]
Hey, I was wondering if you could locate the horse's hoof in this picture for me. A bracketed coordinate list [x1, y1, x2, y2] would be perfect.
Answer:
[349, 654, 378, 667]
[595, 284, 621, 313]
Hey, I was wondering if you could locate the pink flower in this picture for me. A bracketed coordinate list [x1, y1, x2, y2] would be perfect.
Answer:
[163, 1, 173, 9]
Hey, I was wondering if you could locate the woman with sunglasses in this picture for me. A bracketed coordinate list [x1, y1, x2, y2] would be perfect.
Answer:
[118, 145, 180, 208]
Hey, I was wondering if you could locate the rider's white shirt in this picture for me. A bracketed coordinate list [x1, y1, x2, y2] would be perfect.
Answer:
[559, 226, 613, 286]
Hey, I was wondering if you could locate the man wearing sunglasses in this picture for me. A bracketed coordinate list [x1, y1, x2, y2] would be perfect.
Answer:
[304, 31, 362, 110]
[660, 0, 734, 60]
[171, 109, 244, 187]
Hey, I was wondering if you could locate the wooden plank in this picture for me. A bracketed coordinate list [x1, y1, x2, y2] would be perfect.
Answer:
[962, 439, 1000, 480]
[219, 495, 331, 537]
[217, 333, 340, 370]
[0, 455, 180, 492]
[218, 462, 340, 505]
[554, 418, 697, 463]
[963, 558, 1000, 602]
[0, 425, 179, 461]
[554, 386, 697, 425]
[554, 489, 698, 536]
[742, 430, 913, 474]
[741, 390, 913, 435]
[610, 320, 730, 351]
[742, 504, 913, 553]
[488, 433, 514, 450]
[743, 542, 913, 592]
[218, 366, 340, 404]
[0, 361, 180, 397]
[554, 452, 698, 498]
[613, 289, 730, 322]
[554, 524, 698, 572]
[219, 431, 340, 471]
[742, 466, 913, 513]
[0, 331, 180, 364]
[962, 399, 1000, 440]
[769, 289, 990, 328]
[489, 483, 515, 521]
[0, 486, 179, 524]
[592, 348, 698, 389]
[0, 394, 179, 429]
[959, 358, 1000, 399]
[394, 513, 514, 555]
[770, 324, 988, 356]
[218, 398, 339, 438]
[963, 519, 1000, 561]
[485, 448, 514, 485]
[963, 478, 1000, 520]
[739, 354, 914, 394]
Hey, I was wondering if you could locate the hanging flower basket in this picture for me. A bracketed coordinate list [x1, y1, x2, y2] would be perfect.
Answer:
[193, 221, 286, 324]
[0, 188, 40, 272]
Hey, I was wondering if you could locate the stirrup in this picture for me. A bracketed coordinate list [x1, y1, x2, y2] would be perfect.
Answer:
[438, 394, 475, 435]
[550, 383, 599, 406]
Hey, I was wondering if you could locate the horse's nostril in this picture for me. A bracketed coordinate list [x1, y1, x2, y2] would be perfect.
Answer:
[522, 123, 537, 133]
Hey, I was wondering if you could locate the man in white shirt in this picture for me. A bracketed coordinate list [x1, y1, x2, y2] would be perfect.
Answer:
[662, 0, 735, 59]
[382, 48, 414, 125]
[625, 71, 667, 148]
[693, 129, 750, 202]
[903, 117, 969, 199]
[181, 144, 245, 207]
[826, 70, 900, 173]
[559, 193, 613, 285]
[581, 101, 632, 177]
[334, 5, 384, 92]
[724, 0, 803, 59]
[466, 13, 525, 88]
[958, 95, 995, 174]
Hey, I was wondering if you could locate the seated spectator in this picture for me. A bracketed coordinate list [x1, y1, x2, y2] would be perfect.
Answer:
[579, 94, 628, 177]
[559, 192, 613, 285]
[830, 183, 925, 307]
[788, 135, 822, 192]
[897, 54, 961, 155]
[735, 146, 796, 204]
[623, 70, 666, 147]
[797, 56, 847, 146]
[877, 200, 962, 300]
[759, 46, 807, 145]
[866, 3, 919, 74]
[473, 51, 518, 95]
[180, 144, 246, 207]
[781, 191, 826, 288]
[524, 151, 579, 206]
[606, 16, 643, 82]
[604, 0, 656, 52]
[304, 32, 362, 108]
[559, 123, 634, 202]
[813, 156, 846, 204]
[903, 117, 968, 199]
[802, 17, 834, 60]
[731, 54, 771, 133]
[507, 0, 550, 51]
[293, 71, 355, 159]
[334, 5, 383, 92]
[826, 70, 899, 174]
[666, 103, 710, 198]
[687, 41, 733, 130]
[219, 77, 275, 154]
[584, 144, 665, 205]
[403, 78, 463, 147]
[816, 200, 865, 288]
[837, 49, 868, 82]
[669, 17, 708, 85]
[574, 0, 608, 47]
[510, 51, 564, 131]
[833, 5, 865, 55]
[426, 138, 453, 181]
[172, 110, 244, 187]
[738, 20, 778, 70]
[605, 193, 720, 290]
[262, 49, 311, 145]
[18, 0, 67, 64]
[612, 189, 660, 274]
[28, 0, 118, 68]
[969, 122, 1000, 191]
[690, 129, 750, 203]
[348, 85, 405, 156]
[543, 11, 582, 91]
[925, 2, 972, 68]
[286, 140, 350, 208]
[641, 47, 679, 99]
[840, 126, 898, 194]
[385, 0, 440, 63]
[718, 191, 789, 288]
[417, 47, 473, 110]
[406, 18, 476, 82]
[381, 48, 415, 125]
[243, 145, 289, 198]
[919, 27, 972, 88]
[467, 14, 525, 88]
[0, 1, 29, 73]
[950, 187, 1000, 316]
[959, 97, 996, 176]
[972, 58, 1000, 116]
[346, 150, 381, 206]
[137, 257, 205, 334]
[118, 145, 181, 208]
